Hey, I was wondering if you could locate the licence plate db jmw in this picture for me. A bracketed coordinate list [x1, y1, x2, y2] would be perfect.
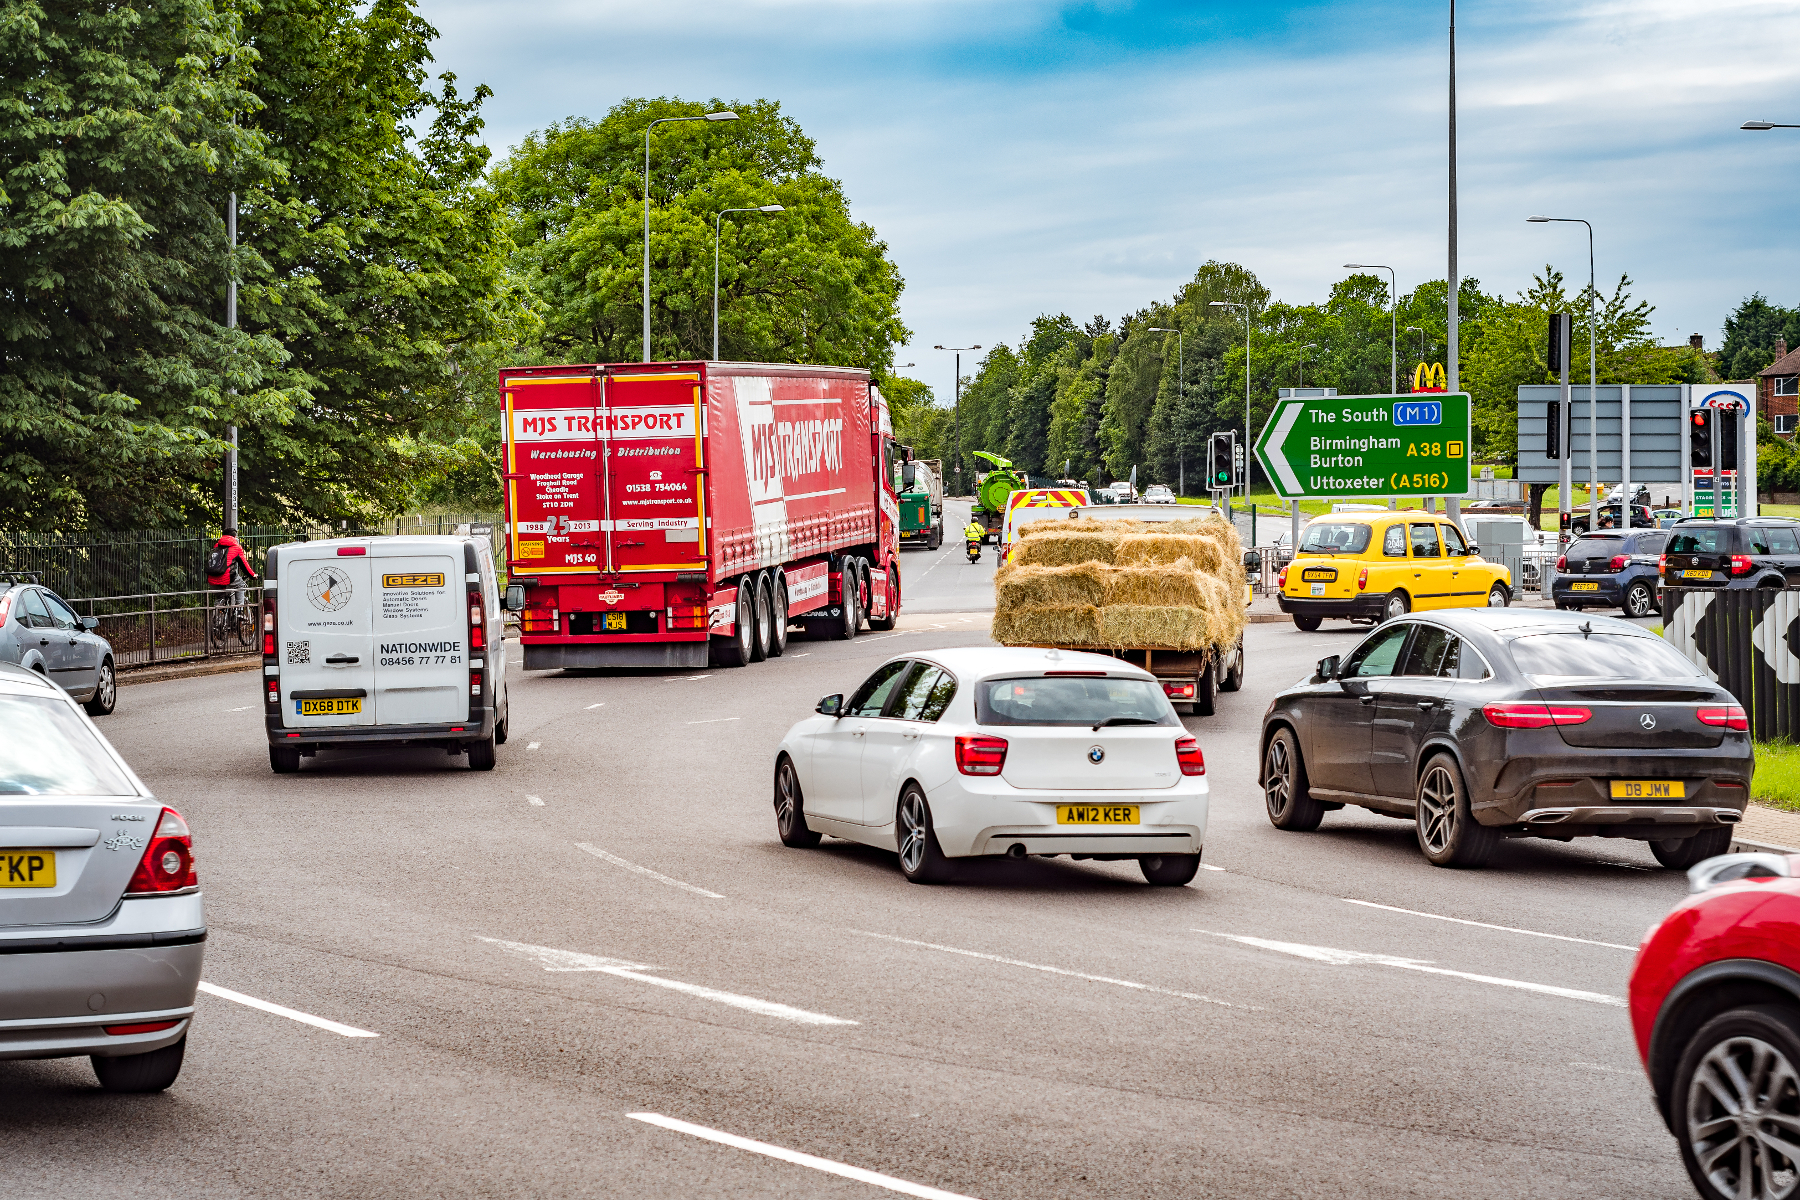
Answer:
[1057, 805, 1139, 824]
[1611, 780, 1685, 799]
[298, 697, 362, 716]
[0, 851, 55, 888]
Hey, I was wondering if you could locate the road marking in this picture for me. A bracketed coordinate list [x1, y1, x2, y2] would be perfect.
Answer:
[575, 843, 724, 898]
[1341, 899, 1635, 951]
[527, 795, 545, 806]
[857, 931, 1253, 1009]
[625, 1113, 972, 1199]
[667, 674, 714, 682]
[789, 653, 809, 657]
[686, 717, 740, 725]
[586, 703, 604, 709]
[1199, 863, 1226, 872]
[197, 981, 379, 1037]
[527, 741, 541, 750]
[1204, 932, 1625, 1007]
[225, 706, 252, 712]
[479, 939, 854, 1026]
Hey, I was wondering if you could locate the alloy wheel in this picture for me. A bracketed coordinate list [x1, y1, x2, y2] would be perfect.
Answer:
[898, 792, 929, 874]
[1417, 764, 1457, 854]
[1487, 585, 1508, 607]
[1385, 593, 1408, 621]
[776, 762, 799, 833]
[97, 664, 114, 709]
[1265, 740, 1293, 820]
[1628, 584, 1653, 617]
[1687, 1034, 1800, 1199]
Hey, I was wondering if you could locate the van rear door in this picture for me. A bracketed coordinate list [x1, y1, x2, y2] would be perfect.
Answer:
[373, 549, 468, 725]
[279, 548, 375, 728]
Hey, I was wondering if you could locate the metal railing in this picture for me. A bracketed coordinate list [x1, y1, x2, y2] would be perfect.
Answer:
[63, 588, 264, 672]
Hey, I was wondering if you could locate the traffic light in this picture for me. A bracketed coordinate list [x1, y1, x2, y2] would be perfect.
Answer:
[1209, 433, 1234, 490]
[1690, 409, 1713, 468]
[1722, 411, 1740, 471]
[1547, 313, 1571, 374]
[1545, 400, 1562, 460]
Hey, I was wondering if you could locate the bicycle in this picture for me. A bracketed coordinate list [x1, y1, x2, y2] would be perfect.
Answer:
[208, 581, 253, 651]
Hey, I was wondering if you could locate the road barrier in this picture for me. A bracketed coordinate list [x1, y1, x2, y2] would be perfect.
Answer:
[1664, 587, 1800, 739]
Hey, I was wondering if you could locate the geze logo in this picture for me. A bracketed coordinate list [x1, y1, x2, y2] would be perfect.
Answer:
[749, 416, 844, 489]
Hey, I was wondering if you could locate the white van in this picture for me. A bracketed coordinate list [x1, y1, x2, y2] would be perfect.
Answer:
[261, 535, 509, 773]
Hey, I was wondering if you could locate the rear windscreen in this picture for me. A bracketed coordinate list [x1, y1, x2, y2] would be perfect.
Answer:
[1507, 634, 1701, 681]
[1565, 537, 1624, 559]
[975, 676, 1176, 727]
[1667, 528, 1734, 554]
[1300, 522, 1372, 554]
[0, 695, 136, 795]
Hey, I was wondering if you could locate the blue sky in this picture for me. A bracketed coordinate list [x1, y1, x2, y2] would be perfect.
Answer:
[419, 0, 1800, 384]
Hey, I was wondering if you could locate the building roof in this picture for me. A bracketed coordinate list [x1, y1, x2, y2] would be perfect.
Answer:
[1760, 345, 1800, 377]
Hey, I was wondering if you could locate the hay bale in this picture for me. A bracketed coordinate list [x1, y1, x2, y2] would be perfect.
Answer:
[992, 604, 1102, 646]
[1010, 533, 1119, 567]
[1017, 517, 1144, 538]
[994, 563, 1108, 608]
[1099, 559, 1207, 608]
[1114, 533, 1223, 571]
[1098, 605, 1209, 649]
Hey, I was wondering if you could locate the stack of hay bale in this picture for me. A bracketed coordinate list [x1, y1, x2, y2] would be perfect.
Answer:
[992, 516, 1247, 652]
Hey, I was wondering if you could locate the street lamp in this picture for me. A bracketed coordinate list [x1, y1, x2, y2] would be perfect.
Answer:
[1299, 342, 1318, 389]
[1344, 263, 1398, 393]
[712, 204, 783, 360]
[1743, 121, 1800, 130]
[933, 344, 981, 495]
[1528, 215, 1599, 532]
[1148, 327, 1185, 493]
[644, 110, 738, 362]
[1209, 300, 1252, 511]
[1406, 325, 1425, 363]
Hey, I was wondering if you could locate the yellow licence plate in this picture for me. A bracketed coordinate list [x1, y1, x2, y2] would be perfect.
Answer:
[1611, 780, 1685, 799]
[603, 612, 627, 630]
[0, 850, 55, 888]
[298, 697, 362, 716]
[1057, 804, 1139, 825]
[1301, 568, 1337, 582]
[1682, 569, 1712, 579]
[1571, 582, 1599, 591]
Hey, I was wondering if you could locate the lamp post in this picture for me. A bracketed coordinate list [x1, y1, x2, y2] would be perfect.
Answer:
[933, 344, 981, 495]
[643, 110, 738, 362]
[1743, 121, 1800, 130]
[1209, 300, 1252, 512]
[1344, 263, 1398, 393]
[1445, 0, 1461, 529]
[1528, 215, 1599, 533]
[1406, 325, 1425, 364]
[1299, 342, 1318, 389]
[1147, 327, 1184, 493]
[224, 189, 238, 533]
[712, 204, 783, 360]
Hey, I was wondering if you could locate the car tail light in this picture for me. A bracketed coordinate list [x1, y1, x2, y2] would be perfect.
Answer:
[1609, 555, 1629, 571]
[1163, 680, 1196, 700]
[1047, 670, 1107, 676]
[469, 588, 485, 650]
[1731, 555, 1755, 576]
[1482, 702, 1592, 728]
[336, 546, 366, 556]
[470, 672, 482, 696]
[1658, 554, 1667, 572]
[1698, 705, 1749, 731]
[1357, 566, 1369, 590]
[262, 593, 277, 656]
[124, 807, 196, 896]
[0, 593, 12, 624]
[1175, 735, 1205, 775]
[1277, 564, 1289, 588]
[266, 678, 278, 705]
[1556, 555, 1567, 571]
[955, 735, 1008, 776]
[105, 1020, 182, 1036]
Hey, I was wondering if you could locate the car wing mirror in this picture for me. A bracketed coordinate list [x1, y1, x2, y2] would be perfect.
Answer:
[1242, 550, 1262, 573]
[1313, 655, 1339, 682]
[503, 583, 526, 612]
[80, 616, 99, 631]
[816, 693, 844, 716]
[1689, 852, 1792, 894]
[1464, 544, 1480, 557]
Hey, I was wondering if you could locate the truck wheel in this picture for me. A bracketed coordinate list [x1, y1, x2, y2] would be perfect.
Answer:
[767, 573, 789, 657]
[467, 734, 497, 771]
[869, 564, 899, 631]
[713, 582, 757, 666]
[269, 745, 301, 774]
[835, 561, 861, 640]
[1219, 638, 1245, 692]
[749, 572, 771, 663]
[1193, 657, 1217, 717]
[853, 557, 874, 631]
[929, 523, 942, 550]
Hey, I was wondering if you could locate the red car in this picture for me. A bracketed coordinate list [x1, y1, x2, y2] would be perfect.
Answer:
[1631, 853, 1800, 1200]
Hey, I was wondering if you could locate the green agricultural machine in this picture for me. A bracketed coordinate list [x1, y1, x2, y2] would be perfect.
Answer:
[970, 451, 1029, 544]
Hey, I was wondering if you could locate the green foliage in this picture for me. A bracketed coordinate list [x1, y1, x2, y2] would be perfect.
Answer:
[493, 97, 907, 371]
[1721, 294, 1800, 380]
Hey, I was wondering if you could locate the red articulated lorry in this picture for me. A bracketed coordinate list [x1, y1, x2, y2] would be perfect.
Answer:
[500, 361, 902, 669]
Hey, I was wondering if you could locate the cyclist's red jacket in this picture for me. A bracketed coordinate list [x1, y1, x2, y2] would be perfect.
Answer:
[207, 536, 258, 587]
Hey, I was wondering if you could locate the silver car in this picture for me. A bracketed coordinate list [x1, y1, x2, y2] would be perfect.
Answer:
[0, 580, 117, 716]
[0, 662, 202, 1091]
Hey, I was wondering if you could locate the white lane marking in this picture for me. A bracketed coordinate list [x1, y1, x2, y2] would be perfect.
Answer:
[527, 795, 545, 806]
[686, 717, 740, 725]
[479, 939, 855, 1026]
[575, 843, 725, 898]
[197, 981, 379, 1037]
[857, 931, 1254, 1009]
[225, 706, 252, 712]
[667, 675, 714, 682]
[586, 703, 604, 709]
[1342, 898, 1635, 951]
[625, 1113, 972, 1199]
[789, 652, 809, 657]
[863, 632, 910, 642]
[1205, 932, 1625, 1007]
[1199, 863, 1225, 872]
[527, 742, 541, 750]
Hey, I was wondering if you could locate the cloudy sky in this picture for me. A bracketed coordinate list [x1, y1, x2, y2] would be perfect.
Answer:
[419, 0, 1800, 383]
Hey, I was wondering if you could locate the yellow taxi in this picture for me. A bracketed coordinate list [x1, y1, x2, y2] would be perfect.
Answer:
[1276, 511, 1512, 631]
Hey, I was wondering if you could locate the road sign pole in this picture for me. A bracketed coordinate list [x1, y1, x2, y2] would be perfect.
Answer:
[1255, 392, 1472, 505]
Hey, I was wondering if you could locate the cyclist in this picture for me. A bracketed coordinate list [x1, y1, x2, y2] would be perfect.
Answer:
[207, 529, 258, 642]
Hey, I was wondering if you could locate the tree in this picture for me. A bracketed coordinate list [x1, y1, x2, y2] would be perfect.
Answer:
[1720, 294, 1800, 380]
[0, 0, 294, 529]
[494, 97, 907, 372]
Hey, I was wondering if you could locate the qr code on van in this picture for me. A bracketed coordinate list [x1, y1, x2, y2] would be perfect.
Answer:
[286, 641, 311, 665]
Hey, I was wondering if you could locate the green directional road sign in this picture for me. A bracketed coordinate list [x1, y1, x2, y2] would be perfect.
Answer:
[1254, 392, 1472, 499]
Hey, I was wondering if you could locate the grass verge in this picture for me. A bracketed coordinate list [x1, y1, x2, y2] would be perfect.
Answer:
[1753, 741, 1800, 812]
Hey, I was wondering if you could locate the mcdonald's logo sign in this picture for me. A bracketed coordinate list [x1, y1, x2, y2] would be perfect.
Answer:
[1412, 362, 1447, 393]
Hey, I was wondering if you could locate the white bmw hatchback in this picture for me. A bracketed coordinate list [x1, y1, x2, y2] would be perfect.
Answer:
[772, 647, 1210, 885]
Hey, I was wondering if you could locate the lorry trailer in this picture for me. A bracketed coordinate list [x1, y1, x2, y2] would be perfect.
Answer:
[898, 457, 943, 549]
[500, 361, 902, 670]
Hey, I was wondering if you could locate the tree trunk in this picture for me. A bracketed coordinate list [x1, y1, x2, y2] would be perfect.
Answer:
[1528, 482, 1550, 533]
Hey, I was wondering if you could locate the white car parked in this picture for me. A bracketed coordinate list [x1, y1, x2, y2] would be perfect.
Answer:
[772, 647, 1210, 885]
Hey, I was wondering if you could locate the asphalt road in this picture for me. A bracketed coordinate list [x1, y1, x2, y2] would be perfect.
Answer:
[5, 548, 1702, 1199]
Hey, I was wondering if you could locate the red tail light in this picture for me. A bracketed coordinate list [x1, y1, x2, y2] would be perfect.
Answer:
[1609, 555, 1628, 571]
[955, 735, 1008, 776]
[1277, 565, 1289, 588]
[105, 1020, 182, 1036]
[1658, 554, 1667, 572]
[262, 595, 276, 657]
[266, 679, 278, 705]
[336, 546, 366, 556]
[0, 593, 13, 625]
[124, 807, 196, 896]
[1556, 555, 1567, 571]
[1175, 735, 1205, 775]
[1731, 555, 1755, 576]
[1357, 566, 1369, 590]
[1162, 680, 1196, 700]
[1698, 705, 1748, 731]
[469, 589, 485, 650]
[1482, 702, 1592, 729]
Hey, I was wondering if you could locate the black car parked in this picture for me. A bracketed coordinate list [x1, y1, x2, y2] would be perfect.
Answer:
[1659, 517, 1800, 591]
[1257, 609, 1750, 869]
[1552, 530, 1667, 616]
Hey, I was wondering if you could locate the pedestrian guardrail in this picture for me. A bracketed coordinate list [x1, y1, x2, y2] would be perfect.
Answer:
[63, 588, 264, 672]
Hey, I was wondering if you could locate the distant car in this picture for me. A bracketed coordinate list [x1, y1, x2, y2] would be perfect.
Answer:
[1105, 482, 1136, 503]
[0, 580, 116, 716]
[773, 647, 1210, 886]
[1143, 485, 1176, 505]
[1276, 511, 1511, 629]
[1567, 502, 1655, 534]
[1552, 530, 1668, 617]
[1259, 608, 1750, 869]
[1654, 508, 1685, 529]
[1464, 498, 1526, 514]
[1631, 852, 1800, 1200]
[0, 661, 201, 1091]
[1661, 518, 1800, 592]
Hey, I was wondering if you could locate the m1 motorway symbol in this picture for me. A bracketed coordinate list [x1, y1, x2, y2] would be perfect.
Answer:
[1254, 392, 1473, 499]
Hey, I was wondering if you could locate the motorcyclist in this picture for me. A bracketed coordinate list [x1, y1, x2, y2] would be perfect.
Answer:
[964, 519, 984, 543]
